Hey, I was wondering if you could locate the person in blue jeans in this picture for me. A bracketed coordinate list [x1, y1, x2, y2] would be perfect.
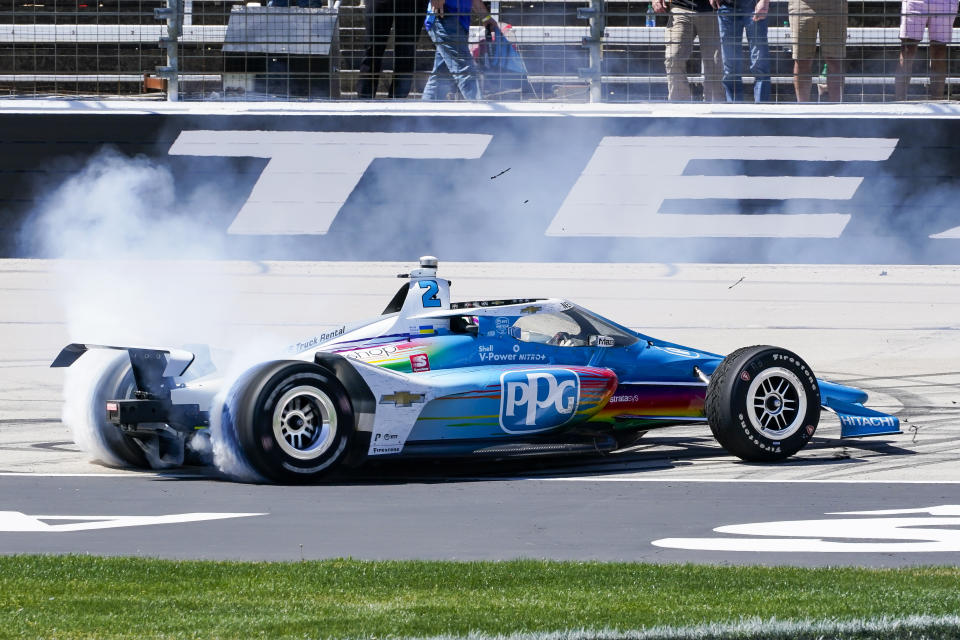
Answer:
[712, 0, 771, 101]
[422, 0, 497, 100]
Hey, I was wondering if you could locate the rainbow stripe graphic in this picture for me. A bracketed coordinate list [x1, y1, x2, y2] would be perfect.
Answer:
[588, 382, 707, 426]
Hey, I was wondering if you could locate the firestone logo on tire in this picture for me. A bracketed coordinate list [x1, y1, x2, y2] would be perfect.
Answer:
[500, 369, 580, 433]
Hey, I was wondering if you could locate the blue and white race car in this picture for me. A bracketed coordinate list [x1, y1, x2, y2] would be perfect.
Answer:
[52, 257, 901, 482]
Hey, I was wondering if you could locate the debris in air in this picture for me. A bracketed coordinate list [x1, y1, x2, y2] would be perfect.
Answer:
[910, 424, 921, 443]
[728, 277, 745, 290]
[490, 168, 511, 179]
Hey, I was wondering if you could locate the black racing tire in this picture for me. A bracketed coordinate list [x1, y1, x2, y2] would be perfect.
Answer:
[705, 345, 820, 462]
[65, 350, 150, 469]
[226, 361, 355, 483]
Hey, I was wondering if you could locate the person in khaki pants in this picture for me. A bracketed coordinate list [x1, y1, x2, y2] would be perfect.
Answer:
[654, 0, 724, 101]
[790, 0, 846, 101]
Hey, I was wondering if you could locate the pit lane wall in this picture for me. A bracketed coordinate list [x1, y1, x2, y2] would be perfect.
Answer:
[3, 102, 960, 264]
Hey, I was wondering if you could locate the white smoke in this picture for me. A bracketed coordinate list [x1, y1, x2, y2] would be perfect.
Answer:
[61, 348, 131, 468]
[34, 147, 282, 481]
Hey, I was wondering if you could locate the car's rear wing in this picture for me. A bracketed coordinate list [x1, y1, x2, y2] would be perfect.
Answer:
[51, 343, 195, 375]
[51, 343, 196, 398]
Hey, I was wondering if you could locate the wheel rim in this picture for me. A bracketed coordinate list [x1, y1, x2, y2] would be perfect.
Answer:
[271, 385, 338, 461]
[745, 367, 807, 440]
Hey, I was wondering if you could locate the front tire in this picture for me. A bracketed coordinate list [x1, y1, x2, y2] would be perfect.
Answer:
[705, 345, 820, 462]
[227, 361, 355, 483]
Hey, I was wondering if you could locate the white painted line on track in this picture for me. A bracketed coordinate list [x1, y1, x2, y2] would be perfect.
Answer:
[0, 511, 266, 532]
[653, 505, 960, 553]
[530, 476, 960, 484]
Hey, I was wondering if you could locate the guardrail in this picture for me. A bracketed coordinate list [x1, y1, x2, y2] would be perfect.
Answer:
[0, 0, 957, 102]
[6, 24, 957, 45]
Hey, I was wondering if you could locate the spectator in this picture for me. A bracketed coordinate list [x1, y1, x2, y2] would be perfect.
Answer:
[357, 0, 423, 98]
[421, 0, 497, 100]
[654, 0, 724, 101]
[712, 0, 771, 101]
[895, 0, 958, 100]
[790, 0, 846, 101]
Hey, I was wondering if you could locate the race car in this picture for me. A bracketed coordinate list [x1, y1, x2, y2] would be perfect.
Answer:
[52, 256, 901, 482]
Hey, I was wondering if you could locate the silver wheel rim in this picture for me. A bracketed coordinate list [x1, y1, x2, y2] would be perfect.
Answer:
[745, 367, 807, 440]
[271, 385, 337, 461]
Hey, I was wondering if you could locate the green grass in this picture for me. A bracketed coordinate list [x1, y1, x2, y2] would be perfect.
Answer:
[2, 556, 960, 639]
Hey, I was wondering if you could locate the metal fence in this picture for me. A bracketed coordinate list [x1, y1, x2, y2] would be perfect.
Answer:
[0, 0, 957, 101]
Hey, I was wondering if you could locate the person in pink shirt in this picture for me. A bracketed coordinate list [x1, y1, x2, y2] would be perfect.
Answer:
[895, 0, 959, 99]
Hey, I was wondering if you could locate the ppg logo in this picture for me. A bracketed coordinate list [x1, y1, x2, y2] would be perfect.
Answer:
[500, 369, 580, 433]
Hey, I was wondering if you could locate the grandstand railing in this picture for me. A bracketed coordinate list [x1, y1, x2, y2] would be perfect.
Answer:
[0, 0, 957, 102]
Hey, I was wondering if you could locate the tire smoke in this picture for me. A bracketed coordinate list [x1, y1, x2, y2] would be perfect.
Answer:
[32, 147, 289, 480]
[61, 349, 132, 468]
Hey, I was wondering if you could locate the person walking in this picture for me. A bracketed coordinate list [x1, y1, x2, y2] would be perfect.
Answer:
[713, 0, 771, 102]
[421, 0, 497, 100]
[654, 0, 724, 101]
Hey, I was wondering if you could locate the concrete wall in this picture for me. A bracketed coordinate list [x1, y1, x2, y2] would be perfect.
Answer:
[4, 103, 959, 263]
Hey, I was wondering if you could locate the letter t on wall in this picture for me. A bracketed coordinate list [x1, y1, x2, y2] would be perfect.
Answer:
[169, 131, 492, 235]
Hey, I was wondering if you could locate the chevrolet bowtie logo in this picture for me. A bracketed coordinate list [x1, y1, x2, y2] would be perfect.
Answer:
[380, 391, 425, 407]
[520, 305, 541, 314]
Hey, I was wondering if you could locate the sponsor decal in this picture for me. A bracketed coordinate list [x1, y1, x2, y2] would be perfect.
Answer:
[478, 344, 547, 363]
[521, 305, 542, 314]
[371, 446, 401, 455]
[839, 415, 898, 428]
[379, 391, 425, 407]
[653, 505, 960, 553]
[287, 327, 345, 353]
[740, 371, 751, 382]
[370, 430, 404, 455]
[500, 369, 580, 433]
[344, 345, 400, 361]
[610, 394, 640, 403]
[452, 299, 540, 310]
[418, 325, 435, 335]
[495, 317, 511, 336]
[596, 335, 615, 348]
[410, 353, 430, 372]
[373, 433, 399, 445]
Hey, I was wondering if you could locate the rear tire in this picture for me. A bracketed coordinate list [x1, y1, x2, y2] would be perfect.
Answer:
[705, 345, 820, 462]
[226, 361, 355, 483]
[62, 350, 150, 468]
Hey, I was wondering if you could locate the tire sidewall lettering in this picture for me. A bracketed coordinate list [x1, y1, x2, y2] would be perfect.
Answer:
[232, 362, 354, 482]
[708, 346, 821, 462]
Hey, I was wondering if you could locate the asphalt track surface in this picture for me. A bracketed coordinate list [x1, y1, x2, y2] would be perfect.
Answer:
[2, 259, 959, 566]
